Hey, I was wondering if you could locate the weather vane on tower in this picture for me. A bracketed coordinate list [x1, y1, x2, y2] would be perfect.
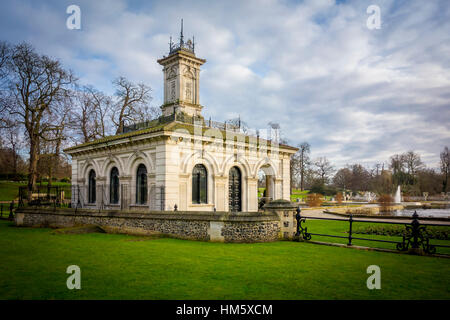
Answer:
[169, 19, 195, 54]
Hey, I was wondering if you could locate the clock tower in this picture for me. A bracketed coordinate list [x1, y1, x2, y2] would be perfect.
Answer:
[157, 20, 206, 117]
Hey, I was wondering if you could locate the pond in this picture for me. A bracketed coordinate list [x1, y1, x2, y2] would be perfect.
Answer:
[393, 208, 450, 218]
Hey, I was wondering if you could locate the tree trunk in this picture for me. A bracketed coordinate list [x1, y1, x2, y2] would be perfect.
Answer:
[300, 167, 304, 191]
[48, 162, 53, 187]
[300, 153, 305, 191]
[49, 138, 62, 187]
[27, 136, 39, 199]
[12, 144, 18, 181]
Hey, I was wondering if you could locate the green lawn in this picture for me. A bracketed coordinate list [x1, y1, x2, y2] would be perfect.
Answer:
[0, 181, 71, 201]
[0, 220, 449, 300]
[258, 188, 310, 201]
[0, 181, 25, 201]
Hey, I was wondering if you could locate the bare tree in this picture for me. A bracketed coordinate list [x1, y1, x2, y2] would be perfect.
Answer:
[291, 142, 310, 191]
[314, 156, 334, 185]
[390, 153, 407, 186]
[333, 167, 352, 190]
[372, 163, 382, 176]
[390, 154, 406, 175]
[3, 43, 75, 193]
[403, 151, 424, 175]
[0, 41, 12, 127]
[72, 85, 112, 143]
[40, 96, 72, 186]
[441, 146, 449, 193]
[0, 119, 24, 179]
[111, 76, 153, 134]
[390, 151, 424, 187]
[417, 168, 442, 195]
[0, 41, 11, 84]
[349, 164, 371, 192]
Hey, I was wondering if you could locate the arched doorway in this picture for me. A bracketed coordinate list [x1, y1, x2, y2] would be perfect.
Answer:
[88, 169, 96, 204]
[257, 164, 276, 210]
[228, 166, 242, 212]
[192, 164, 208, 204]
[110, 167, 120, 204]
[136, 164, 148, 205]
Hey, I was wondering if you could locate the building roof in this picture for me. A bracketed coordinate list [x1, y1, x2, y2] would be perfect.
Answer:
[64, 115, 299, 155]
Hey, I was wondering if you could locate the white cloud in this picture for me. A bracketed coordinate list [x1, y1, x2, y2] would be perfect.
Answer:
[1, 0, 449, 169]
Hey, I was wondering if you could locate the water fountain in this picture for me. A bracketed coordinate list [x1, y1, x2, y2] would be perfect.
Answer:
[394, 185, 401, 204]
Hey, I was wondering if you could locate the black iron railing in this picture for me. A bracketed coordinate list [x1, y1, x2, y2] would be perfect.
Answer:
[121, 112, 244, 134]
[18, 185, 72, 210]
[294, 208, 450, 255]
[19, 184, 169, 212]
[0, 201, 15, 220]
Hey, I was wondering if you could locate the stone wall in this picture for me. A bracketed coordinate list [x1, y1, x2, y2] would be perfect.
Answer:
[15, 208, 280, 243]
[263, 200, 298, 240]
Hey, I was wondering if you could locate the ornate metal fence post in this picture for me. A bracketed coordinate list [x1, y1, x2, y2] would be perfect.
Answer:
[75, 185, 82, 212]
[294, 206, 311, 241]
[396, 210, 436, 254]
[348, 214, 353, 246]
[9, 200, 14, 220]
[18, 186, 24, 207]
[295, 207, 301, 239]
[411, 211, 420, 250]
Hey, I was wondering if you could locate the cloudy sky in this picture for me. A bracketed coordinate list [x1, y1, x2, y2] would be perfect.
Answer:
[1, 0, 449, 169]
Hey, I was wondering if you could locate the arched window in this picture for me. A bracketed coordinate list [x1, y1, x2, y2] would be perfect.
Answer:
[229, 166, 242, 212]
[110, 167, 120, 204]
[88, 169, 96, 204]
[192, 164, 207, 204]
[136, 164, 148, 204]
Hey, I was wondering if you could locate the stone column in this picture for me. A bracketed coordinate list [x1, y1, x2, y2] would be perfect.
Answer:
[75, 178, 85, 207]
[247, 177, 259, 212]
[119, 175, 132, 210]
[274, 178, 283, 200]
[265, 175, 273, 200]
[281, 155, 291, 201]
[263, 200, 298, 240]
[96, 176, 106, 209]
[214, 175, 227, 211]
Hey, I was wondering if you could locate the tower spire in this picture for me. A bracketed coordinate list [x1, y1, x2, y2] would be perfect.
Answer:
[180, 19, 184, 45]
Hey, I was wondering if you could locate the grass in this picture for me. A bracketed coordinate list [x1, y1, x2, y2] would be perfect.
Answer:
[0, 220, 449, 300]
[0, 181, 71, 202]
[258, 188, 310, 201]
[0, 181, 25, 201]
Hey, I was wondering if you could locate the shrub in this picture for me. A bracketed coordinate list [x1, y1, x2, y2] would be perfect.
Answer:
[336, 192, 343, 204]
[60, 177, 71, 183]
[345, 208, 377, 215]
[378, 194, 394, 212]
[352, 225, 450, 240]
[306, 193, 323, 207]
